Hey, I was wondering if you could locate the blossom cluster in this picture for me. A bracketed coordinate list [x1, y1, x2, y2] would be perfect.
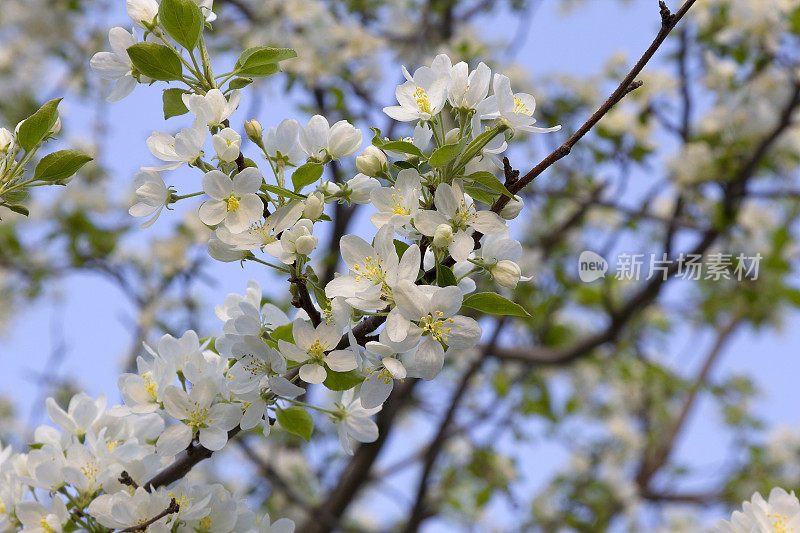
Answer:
[0, 0, 565, 530]
[0, 0, 796, 531]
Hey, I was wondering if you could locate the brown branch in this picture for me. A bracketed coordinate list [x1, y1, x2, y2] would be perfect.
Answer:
[143, 427, 241, 490]
[116, 499, 179, 532]
[290, 275, 322, 327]
[491, 0, 699, 215]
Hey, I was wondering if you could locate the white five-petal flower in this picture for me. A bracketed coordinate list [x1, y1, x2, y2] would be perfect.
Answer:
[199, 168, 264, 232]
[158, 379, 242, 455]
[277, 319, 357, 384]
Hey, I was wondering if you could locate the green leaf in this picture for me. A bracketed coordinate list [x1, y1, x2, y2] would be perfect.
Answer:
[1, 190, 28, 204]
[436, 264, 458, 287]
[428, 143, 461, 167]
[461, 292, 531, 317]
[33, 150, 92, 181]
[464, 171, 514, 198]
[228, 77, 253, 90]
[158, 0, 204, 50]
[291, 162, 324, 191]
[262, 183, 307, 200]
[463, 184, 497, 206]
[270, 322, 294, 343]
[378, 140, 422, 157]
[276, 406, 313, 440]
[127, 42, 183, 81]
[3, 204, 29, 216]
[162, 88, 190, 119]
[457, 125, 507, 170]
[235, 47, 296, 77]
[393, 239, 410, 259]
[18, 98, 61, 152]
[323, 369, 365, 391]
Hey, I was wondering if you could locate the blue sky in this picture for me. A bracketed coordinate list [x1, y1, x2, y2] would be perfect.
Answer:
[2, 0, 799, 530]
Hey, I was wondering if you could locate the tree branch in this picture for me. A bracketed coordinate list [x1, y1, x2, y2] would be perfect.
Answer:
[491, 0, 699, 215]
[116, 499, 179, 532]
[143, 427, 241, 490]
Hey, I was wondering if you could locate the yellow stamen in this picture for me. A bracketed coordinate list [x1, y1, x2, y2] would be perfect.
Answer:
[420, 310, 455, 343]
[226, 194, 240, 212]
[307, 339, 330, 362]
[414, 87, 431, 115]
[513, 96, 532, 116]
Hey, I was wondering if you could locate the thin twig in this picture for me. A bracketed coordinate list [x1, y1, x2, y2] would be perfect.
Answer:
[491, 0, 699, 215]
[116, 499, 179, 532]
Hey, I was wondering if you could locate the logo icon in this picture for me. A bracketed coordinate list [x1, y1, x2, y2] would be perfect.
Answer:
[578, 250, 608, 282]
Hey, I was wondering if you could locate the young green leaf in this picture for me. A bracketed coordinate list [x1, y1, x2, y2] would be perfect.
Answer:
[323, 369, 365, 391]
[428, 143, 461, 167]
[393, 239, 410, 259]
[378, 140, 423, 157]
[462, 292, 531, 317]
[291, 162, 324, 191]
[270, 322, 294, 343]
[463, 184, 497, 206]
[276, 406, 313, 441]
[34, 150, 93, 181]
[235, 47, 296, 77]
[158, 0, 204, 51]
[436, 264, 458, 287]
[457, 125, 507, 170]
[262, 183, 308, 200]
[3, 204, 29, 216]
[127, 42, 183, 81]
[162, 88, 190, 119]
[464, 171, 514, 198]
[17, 98, 62, 152]
[228, 77, 253, 90]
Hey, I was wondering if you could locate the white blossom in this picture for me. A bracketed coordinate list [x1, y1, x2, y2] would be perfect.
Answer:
[129, 170, 169, 228]
[199, 168, 264, 232]
[90, 27, 139, 102]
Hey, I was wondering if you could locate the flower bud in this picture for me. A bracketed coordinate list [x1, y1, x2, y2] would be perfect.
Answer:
[318, 181, 341, 198]
[355, 146, 388, 177]
[244, 119, 263, 143]
[295, 234, 319, 255]
[126, 0, 159, 28]
[432, 224, 454, 248]
[491, 260, 521, 288]
[328, 120, 362, 159]
[0, 128, 13, 153]
[500, 195, 524, 220]
[303, 191, 325, 220]
[444, 128, 460, 145]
